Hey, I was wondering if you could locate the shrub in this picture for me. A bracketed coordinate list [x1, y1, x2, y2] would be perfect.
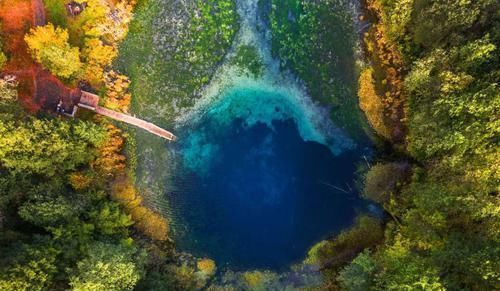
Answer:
[358, 68, 391, 139]
[314, 216, 384, 270]
[130, 206, 169, 241]
[337, 250, 377, 291]
[363, 162, 409, 204]
[304, 240, 329, 265]
[242, 271, 265, 289]
[196, 258, 216, 276]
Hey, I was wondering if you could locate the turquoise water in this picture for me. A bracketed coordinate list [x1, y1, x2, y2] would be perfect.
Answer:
[164, 87, 372, 270]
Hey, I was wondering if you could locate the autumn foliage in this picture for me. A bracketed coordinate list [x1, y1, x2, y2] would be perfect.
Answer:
[358, 68, 391, 139]
[104, 71, 132, 112]
[112, 178, 169, 241]
[93, 124, 169, 241]
[361, 0, 407, 142]
[82, 38, 118, 87]
[92, 123, 127, 175]
[69, 171, 93, 191]
[25, 24, 82, 78]
[129, 205, 169, 241]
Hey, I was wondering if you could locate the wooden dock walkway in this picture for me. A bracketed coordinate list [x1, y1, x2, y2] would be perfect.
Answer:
[95, 107, 177, 141]
[77, 91, 176, 141]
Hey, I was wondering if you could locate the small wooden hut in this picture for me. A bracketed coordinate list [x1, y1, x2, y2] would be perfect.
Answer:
[66, 1, 87, 17]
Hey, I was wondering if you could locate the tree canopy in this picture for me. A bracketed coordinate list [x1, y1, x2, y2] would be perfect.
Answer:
[25, 24, 82, 78]
[69, 243, 141, 291]
[0, 118, 105, 176]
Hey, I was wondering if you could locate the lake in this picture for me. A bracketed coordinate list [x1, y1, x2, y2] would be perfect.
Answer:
[163, 87, 372, 270]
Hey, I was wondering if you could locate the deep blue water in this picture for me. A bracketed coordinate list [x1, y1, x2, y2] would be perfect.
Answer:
[165, 88, 372, 270]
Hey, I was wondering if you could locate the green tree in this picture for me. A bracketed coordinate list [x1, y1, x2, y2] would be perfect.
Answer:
[25, 24, 82, 78]
[89, 202, 133, 236]
[18, 196, 75, 227]
[409, 0, 496, 50]
[375, 235, 444, 290]
[363, 162, 409, 205]
[337, 250, 377, 291]
[0, 245, 58, 291]
[371, 17, 499, 287]
[0, 118, 106, 176]
[69, 242, 141, 291]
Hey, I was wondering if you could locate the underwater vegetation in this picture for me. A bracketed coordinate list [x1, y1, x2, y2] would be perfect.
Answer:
[230, 45, 264, 78]
[117, 0, 239, 123]
[262, 0, 367, 137]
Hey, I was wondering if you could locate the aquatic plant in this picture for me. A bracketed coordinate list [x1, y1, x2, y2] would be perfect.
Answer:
[230, 44, 264, 77]
[118, 0, 372, 283]
[117, 0, 239, 123]
[264, 0, 365, 136]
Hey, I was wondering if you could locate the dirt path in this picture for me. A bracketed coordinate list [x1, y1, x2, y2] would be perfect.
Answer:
[30, 0, 47, 110]
[0, 0, 74, 112]
[32, 0, 46, 26]
[0, 0, 38, 111]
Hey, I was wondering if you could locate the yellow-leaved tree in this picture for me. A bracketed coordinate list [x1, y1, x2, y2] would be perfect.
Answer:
[25, 24, 82, 79]
[358, 68, 392, 140]
[82, 38, 118, 86]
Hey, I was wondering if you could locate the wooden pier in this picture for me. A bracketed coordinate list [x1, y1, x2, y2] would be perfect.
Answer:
[78, 91, 176, 141]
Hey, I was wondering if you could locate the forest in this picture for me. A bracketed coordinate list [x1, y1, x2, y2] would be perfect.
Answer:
[0, 0, 498, 290]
